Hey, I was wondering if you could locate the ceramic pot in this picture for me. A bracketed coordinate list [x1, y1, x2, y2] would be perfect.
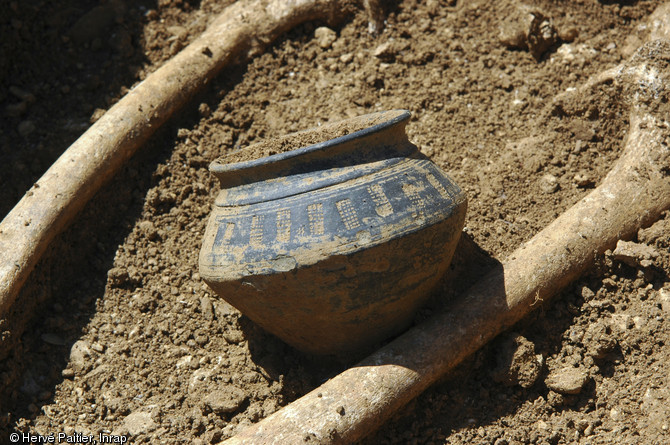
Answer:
[199, 110, 467, 356]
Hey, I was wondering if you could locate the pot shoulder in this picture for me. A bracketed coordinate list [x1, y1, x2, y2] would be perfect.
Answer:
[199, 158, 466, 282]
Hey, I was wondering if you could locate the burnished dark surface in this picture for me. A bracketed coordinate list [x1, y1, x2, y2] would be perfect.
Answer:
[200, 110, 467, 355]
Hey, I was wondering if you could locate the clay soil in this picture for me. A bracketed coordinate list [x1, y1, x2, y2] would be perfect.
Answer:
[1, 0, 669, 444]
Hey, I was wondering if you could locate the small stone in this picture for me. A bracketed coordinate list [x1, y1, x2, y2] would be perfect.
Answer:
[612, 240, 659, 268]
[198, 103, 211, 117]
[18, 120, 36, 136]
[314, 27, 336, 49]
[573, 171, 594, 188]
[659, 289, 670, 313]
[638, 218, 670, 244]
[492, 333, 543, 388]
[545, 367, 589, 395]
[569, 119, 596, 141]
[499, 21, 527, 49]
[499, 7, 558, 59]
[610, 407, 622, 421]
[91, 37, 103, 51]
[108, 267, 130, 287]
[223, 330, 245, 344]
[138, 220, 158, 240]
[62, 368, 75, 379]
[584, 423, 594, 436]
[539, 174, 559, 194]
[91, 342, 105, 353]
[9, 86, 35, 102]
[527, 13, 558, 59]
[580, 285, 595, 301]
[547, 390, 564, 407]
[648, 3, 670, 42]
[123, 411, 157, 436]
[559, 26, 579, 43]
[69, 340, 92, 374]
[90, 108, 106, 124]
[189, 356, 200, 370]
[70, 5, 117, 45]
[41, 333, 66, 346]
[194, 331, 209, 346]
[175, 355, 193, 369]
[339, 52, 354, 64]
[204, 387, 247, 414]
[200, 296, 214, 321]
[373, 42, 395, 61]
[5, 101, 28, 117]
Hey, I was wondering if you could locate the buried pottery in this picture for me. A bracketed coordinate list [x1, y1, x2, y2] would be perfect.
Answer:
[199, 110, 467, 355]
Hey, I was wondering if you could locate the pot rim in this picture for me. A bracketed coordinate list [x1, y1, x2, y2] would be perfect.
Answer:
[209, 109, 411, 175]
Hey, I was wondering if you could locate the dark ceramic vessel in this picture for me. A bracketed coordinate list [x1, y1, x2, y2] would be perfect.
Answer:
[199, 110, 467, 355]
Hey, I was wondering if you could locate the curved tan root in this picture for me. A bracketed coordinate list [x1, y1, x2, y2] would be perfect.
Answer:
[0, 0, 355, 347]
[221, 41, 670, 445]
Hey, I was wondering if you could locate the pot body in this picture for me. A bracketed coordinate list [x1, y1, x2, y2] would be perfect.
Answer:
[199, 110, 467, 355]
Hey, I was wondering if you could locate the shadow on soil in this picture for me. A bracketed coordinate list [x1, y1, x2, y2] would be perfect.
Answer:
[239, 231, 593, 444]
[0, 0, 159, 431]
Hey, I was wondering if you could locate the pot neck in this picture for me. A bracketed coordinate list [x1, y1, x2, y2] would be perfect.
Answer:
[211, 110, 413, 188]
[210, 110, 421, 206]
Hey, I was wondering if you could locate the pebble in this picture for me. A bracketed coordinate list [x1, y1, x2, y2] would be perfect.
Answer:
[526, 13, 558, 59]
[69, 340, 92, 374]
[373, 42, 395, 61]
[5, 102, 27, 117]
[584, 322, 617, 359]
[545, 367, 589, 394]
[198, 103, 211, 117]
[138, 220, 158, 240]
[18, 120, 36, 136]
[204, 387, 247, 414]
[612, 240, 659, 268]
[492, 334, 543, 388]
[569, 120, 596, 141]
[200, 296, 214, 320]
[499, 8, 558, 59]
[559, 26, 579, 43]
[41, 333, 66, 346]
[223, 330, 245, 344]
[539, 173, 559, 194]
[69, 5, 117, 45]
[194, 331, 209, 346]
[123, 411, 157, 436]
[339, 52, 354, 64]
[580, 285, 595, 301]
[314, 27, 336, 49]
[659, 288, 670, 313]
[573, 171, 594, 188]
[9, 86, 35, 102]
[89, 108, 106, 124]
[638, 217, 669, 244]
